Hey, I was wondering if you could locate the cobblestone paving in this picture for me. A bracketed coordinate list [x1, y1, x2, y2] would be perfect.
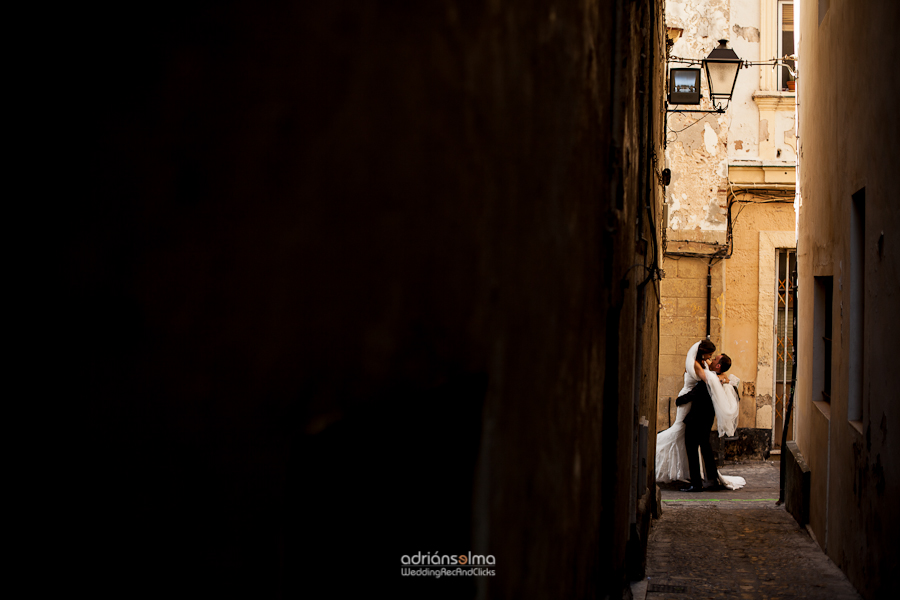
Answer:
[637, 462, 862, 600]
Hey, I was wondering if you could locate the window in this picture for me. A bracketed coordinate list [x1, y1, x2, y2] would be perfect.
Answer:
[819, 0, 830, 26]
[760, 0, 797, 91]
[778, 1, 796, 90]
[814, 276, 833, 404]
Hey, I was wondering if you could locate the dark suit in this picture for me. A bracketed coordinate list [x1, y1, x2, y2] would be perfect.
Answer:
[676, 380, 718, 488]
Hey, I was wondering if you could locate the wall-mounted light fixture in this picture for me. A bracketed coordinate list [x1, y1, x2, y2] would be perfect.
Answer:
[667, 39, 742, 114]
[703, 40, 742, 106]
[669, 68, 701, 104]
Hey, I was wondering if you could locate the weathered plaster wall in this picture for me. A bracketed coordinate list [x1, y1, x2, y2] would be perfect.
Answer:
[666, 0, 734, 232]
[727, 0, 762, 160]
[666, 112, 730, 231]
[753, 94, 797, 162]
[795, 1, 900, 597]
[665, 0, 795, 204]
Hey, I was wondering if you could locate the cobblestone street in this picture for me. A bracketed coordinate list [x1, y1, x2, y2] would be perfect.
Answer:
[634, 462, 862, 600]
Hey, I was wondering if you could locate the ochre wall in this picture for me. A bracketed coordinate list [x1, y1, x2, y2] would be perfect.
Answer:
[657, 199, 794, 433]
[726, 202, 795, 429]
[795, 1, 900, 598]
[657, 254, 723, 428]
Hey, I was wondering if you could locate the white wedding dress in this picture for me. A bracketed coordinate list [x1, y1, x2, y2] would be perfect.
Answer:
[655, 341, 746, 490]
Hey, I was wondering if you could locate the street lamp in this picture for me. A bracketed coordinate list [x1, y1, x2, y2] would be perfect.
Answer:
[703, 39, 741, 107]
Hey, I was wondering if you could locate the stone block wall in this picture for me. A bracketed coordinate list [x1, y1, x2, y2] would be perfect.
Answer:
[657, 255, 723, 430]
[657, 201, 795, 440]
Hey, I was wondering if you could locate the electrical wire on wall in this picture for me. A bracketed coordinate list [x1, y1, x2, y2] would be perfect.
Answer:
[664, 185, 795, 261]
[727, 185, 795, 239]
[665, 112, 716, 146]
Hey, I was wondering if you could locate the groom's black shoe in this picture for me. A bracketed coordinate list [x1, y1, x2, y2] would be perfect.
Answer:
[704, 483, 727, 492]
[678, 486, 704, 493]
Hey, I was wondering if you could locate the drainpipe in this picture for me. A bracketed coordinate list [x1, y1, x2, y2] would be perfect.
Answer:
[706, 259, 713, 338]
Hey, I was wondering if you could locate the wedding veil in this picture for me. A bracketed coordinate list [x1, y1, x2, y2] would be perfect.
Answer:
[684, 341, 700, 376]
[707, 366, 739, 437]
[684, 339, 739, 437]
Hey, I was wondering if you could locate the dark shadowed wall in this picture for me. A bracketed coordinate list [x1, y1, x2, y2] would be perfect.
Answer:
[60, 1, 664, 598]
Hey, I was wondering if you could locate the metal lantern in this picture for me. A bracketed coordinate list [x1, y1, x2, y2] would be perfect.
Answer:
[703, 40, 741, 104]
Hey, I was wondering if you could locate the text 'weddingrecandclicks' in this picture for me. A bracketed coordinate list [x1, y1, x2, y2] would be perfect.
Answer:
[400, 551, 496, 577]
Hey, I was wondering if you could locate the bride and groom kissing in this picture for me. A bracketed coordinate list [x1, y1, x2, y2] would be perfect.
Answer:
[655, 339, 746, 492]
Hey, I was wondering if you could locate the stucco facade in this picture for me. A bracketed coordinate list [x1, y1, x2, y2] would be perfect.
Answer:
[658, 0, 797, 454]
[792, 1, 900, 598]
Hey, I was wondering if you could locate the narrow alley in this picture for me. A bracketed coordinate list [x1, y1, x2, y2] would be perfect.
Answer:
[59, 1, 897, 598]
[637, 462, 860, 600]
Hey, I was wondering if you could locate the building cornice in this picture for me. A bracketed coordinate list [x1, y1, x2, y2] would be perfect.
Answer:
[753, 91, 797, 111]
[729, 163, 796, 186]
[729, 160, 796, 168]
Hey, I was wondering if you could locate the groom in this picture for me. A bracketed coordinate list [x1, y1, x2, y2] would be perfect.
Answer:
[677, 353, 734, 492]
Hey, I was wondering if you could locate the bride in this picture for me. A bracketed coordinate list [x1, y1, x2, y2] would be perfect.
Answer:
[655, 340, 746, 490]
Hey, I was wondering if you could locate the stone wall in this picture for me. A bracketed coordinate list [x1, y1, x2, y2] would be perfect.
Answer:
[657, 254, 724, 429]
[657, 202, 795, 437]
